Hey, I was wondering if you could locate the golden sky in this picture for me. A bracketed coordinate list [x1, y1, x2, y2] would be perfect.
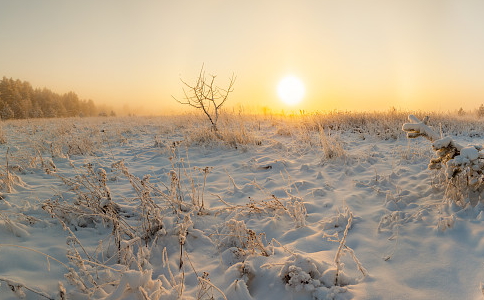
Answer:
[1, 0, 484, 114]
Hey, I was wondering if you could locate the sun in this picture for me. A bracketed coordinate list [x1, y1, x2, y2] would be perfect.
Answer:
[277, 76, 305, 106]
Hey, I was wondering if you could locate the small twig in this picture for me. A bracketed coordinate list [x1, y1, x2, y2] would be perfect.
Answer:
[211, 193, 235, 208]
[65, 255, 122, 272]
[343, 244, 368, 277]
[0, 277, 54, 300]
[383, 224, 400, 262]
[270, 238, 295, 255]
[197, 277, 228, 300]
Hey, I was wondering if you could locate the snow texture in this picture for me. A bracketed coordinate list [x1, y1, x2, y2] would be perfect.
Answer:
[0, 115, 483, 300]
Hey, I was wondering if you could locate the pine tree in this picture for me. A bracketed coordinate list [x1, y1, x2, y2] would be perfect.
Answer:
[0, 77, 100, 119]
[0, 103, 15, 120]
[478, 104, 484, 118]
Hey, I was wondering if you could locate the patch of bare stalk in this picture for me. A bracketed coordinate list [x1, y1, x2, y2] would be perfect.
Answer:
[319, 125, 346, 161]
[216, 193, 307, 229]
[332, 207, 368, 286]
[0, 148, 26, 194]
[40, 142, 225, 298]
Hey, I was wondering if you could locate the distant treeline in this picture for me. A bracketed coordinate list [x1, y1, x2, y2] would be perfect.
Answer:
[0, 77, 109, 120]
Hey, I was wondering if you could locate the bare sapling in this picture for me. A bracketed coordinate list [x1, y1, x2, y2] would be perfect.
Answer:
[403, 114, 484, 206]
[173, 64, 236, 134]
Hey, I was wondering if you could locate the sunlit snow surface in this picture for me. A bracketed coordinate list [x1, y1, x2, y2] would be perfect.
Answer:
[0, 115, 484, 300]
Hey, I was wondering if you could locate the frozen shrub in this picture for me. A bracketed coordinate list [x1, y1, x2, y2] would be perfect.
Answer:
[279, 254, 353, 299]
[218, 219, 269, 257]
[280, 254, 327, 292]
[403, 115, 484, 206]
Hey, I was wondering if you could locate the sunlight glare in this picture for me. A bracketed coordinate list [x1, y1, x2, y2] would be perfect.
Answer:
[277, 76, 305, 106]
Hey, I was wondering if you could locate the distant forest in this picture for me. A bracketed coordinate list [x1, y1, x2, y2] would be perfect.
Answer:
[0, 77, 109, 120]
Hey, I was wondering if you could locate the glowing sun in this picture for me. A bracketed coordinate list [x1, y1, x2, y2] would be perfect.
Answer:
[277, 76, 305, 106]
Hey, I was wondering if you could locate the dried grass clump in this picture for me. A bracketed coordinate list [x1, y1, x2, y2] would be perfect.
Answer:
[268, 110, 407, 141]
[182, 113, 260, 149]
[0, 150, 27, 194]
[268, 109, 484, 143]
[216, 219, 269, 257]
[0, 169, 26, 194]
[319, 126, 346, 161]
[217, 193, 307, 229]
[0, 125, 7, 144]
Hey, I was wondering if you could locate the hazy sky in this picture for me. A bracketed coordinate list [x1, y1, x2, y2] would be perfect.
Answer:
[2, 0, 484, 114]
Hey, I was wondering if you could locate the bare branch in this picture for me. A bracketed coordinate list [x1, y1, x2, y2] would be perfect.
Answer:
[172, 65, 235, 133]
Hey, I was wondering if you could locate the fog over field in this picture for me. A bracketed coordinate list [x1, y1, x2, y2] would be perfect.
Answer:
[2, 1, 484, 113]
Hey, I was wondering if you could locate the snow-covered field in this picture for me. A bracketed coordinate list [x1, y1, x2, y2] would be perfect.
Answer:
[1, 112, 484, 300]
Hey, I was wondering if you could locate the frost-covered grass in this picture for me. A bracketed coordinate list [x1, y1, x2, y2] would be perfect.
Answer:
[1, 111, 484, 299]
